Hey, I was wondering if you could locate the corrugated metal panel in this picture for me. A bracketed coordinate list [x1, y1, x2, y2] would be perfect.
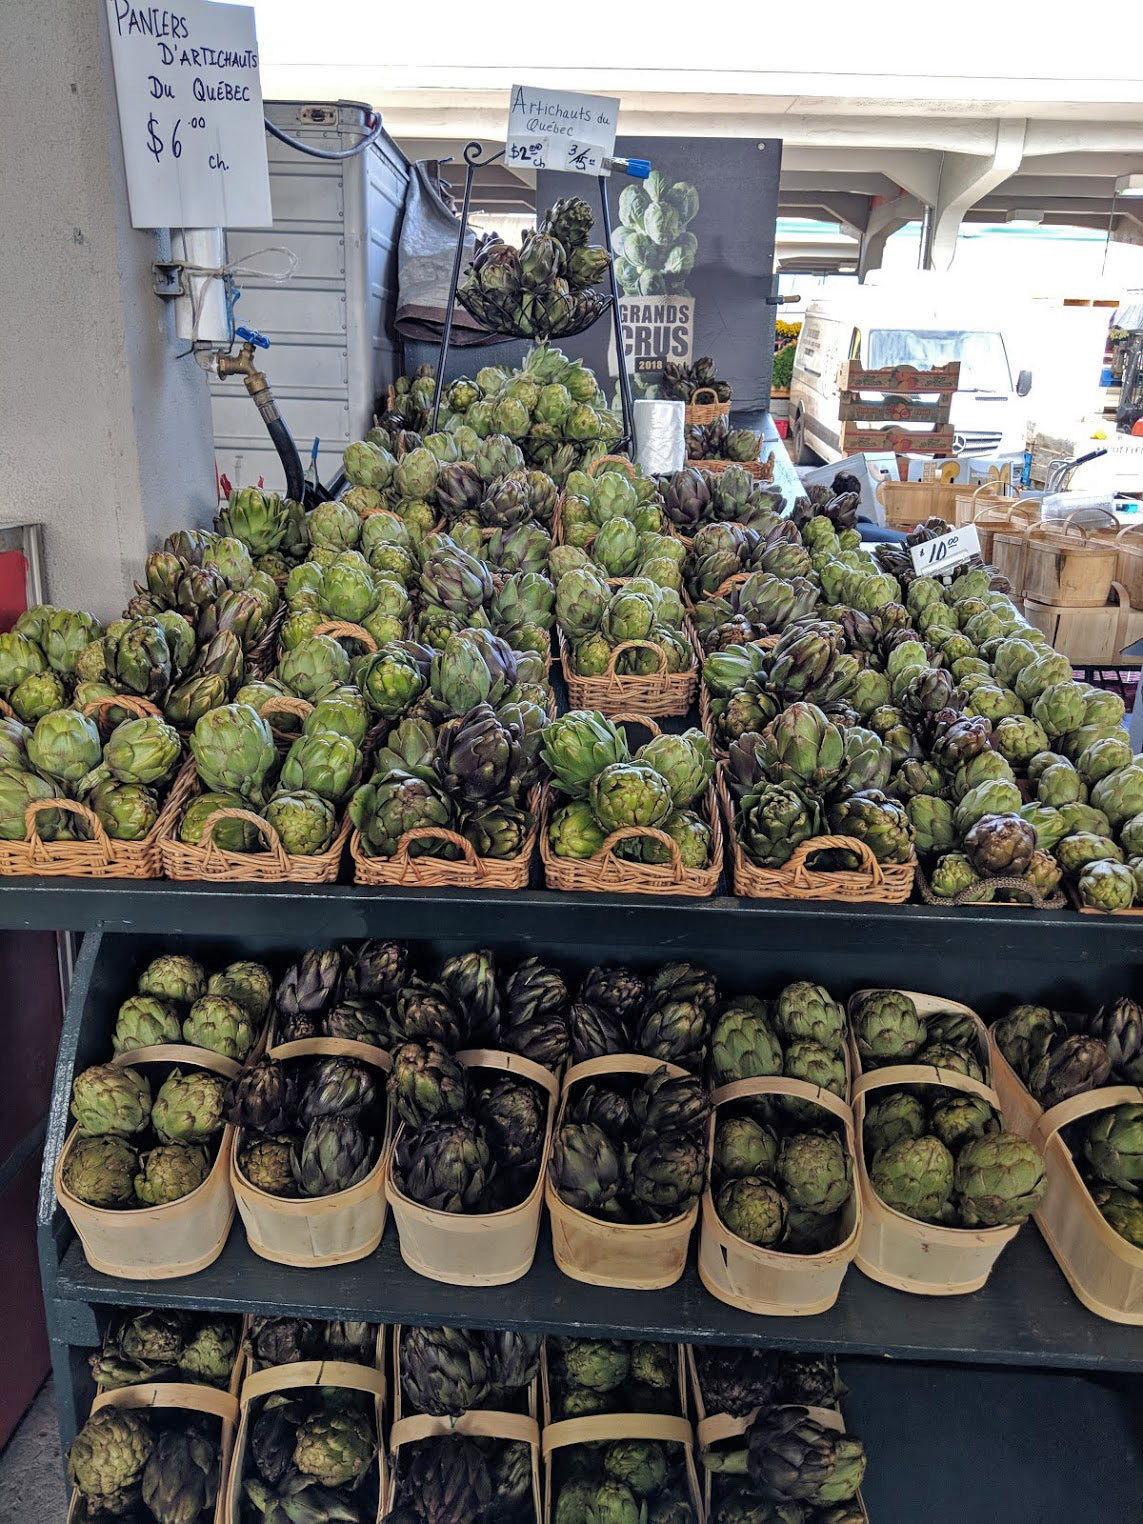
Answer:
[209, 102, 410, 498]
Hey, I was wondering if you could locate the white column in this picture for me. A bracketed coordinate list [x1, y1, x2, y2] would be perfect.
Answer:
[0, 0, 218, 619]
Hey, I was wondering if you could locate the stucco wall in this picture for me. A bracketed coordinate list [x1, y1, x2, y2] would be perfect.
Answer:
[0, 0, 217, 619]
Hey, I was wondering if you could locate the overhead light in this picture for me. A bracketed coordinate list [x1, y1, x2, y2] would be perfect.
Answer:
[1005, 209, 1044, 226]
[1115, 174, 1143, 198]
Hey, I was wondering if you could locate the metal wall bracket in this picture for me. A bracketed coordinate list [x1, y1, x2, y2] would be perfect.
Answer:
[152, 261, 185, 299]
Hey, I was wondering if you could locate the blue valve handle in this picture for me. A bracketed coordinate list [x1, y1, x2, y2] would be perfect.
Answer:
[606, 156, 651, 180]
[235, 325, 270, 349]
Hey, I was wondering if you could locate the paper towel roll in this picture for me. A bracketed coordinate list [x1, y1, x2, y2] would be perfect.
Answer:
[633, 400, 685, 475]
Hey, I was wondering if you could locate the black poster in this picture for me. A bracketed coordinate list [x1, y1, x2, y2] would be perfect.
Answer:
[538, 136, 782, 414]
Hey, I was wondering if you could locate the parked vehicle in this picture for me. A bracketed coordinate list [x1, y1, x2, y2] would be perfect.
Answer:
[789, 289, 1032, 464]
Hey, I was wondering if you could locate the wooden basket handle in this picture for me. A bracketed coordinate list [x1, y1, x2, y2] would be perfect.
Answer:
[586, 455, 637, 481]
[610, 710, 664, 737]
[712, 572, 750, 600]
[257, 694, 312, 725]
[200, 807, 291, 872]
[82, 694, 161, 725]
[542, 1412, 694, 1458]
[1116, 522, 1143, 543]
[241, 1359, 387, 1406]
[852, 1065, 999, 1108]
[392, 825, 484, 871]
[1061, 507, 1118, 535]
[689, 387, 720, 406]
[595, 824, 685, 882]
[1030, 1081, 1143, 1152]
[391, 1412, 539, 1448]
[785, 833, 885, 888]
[24, 797, 113, 860]
[563, 1053, 688, 1088]
[92, 1381, 239, 1427]
[0, 697, 14, 719]
[603, 640, 669, 680]
[313, 620, 378, 652]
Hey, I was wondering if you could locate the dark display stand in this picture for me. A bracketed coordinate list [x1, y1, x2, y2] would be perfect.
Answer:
[32, 901, 1143, 1515]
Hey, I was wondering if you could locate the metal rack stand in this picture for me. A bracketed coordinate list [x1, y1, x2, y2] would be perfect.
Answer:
[429, 142, 636, 453]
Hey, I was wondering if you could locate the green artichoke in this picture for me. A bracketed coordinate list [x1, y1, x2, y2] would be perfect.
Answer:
[26, 709, 102, 784]
[293, 1407, 376, 1487]
[778, 1131, 852, 1214]
[563, 1338, 631, 1391]
[850, 989, 926, 1066]
[712, 1000, 783, 1081]
[863, 1091, 926, 1157]
[68, 1406, 155, 1514]
[189, 703, 276, 803]
[870, 1134, 954, 1222]
[954, 1131, 1046, 1226]
[61, 1134, 138, 1206]
[930, 1094, 998, 1151]
[589, 762, 674, 832]
[1082, 1104, 1143, 1192]
[717, 1175, 787, 1245]
[714, 1115, 778, 1180]
[292, 1114, 378, 1196]
[103, 715, 182, 787]
[542, 710, 630, 797]
[113, 995, 183, 1053]
[72, 1063, 152, 1136]
[134, 1143, 211, 1205]
[182, 993, 257, 1060]
[151, 1068, 227, 1143]
[773, 981, 846, 1052]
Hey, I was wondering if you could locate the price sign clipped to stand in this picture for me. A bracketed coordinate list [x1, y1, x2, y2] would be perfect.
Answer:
[909, 523, 982, 579]
[104, 0, 272, 228]
[506, 86, 619, 176]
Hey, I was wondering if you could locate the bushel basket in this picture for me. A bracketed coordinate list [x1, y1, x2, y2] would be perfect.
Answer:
[988, 1030, 1143, 1324]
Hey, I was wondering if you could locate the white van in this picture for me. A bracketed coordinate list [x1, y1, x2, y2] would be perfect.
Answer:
[788, 290, 1031, 465]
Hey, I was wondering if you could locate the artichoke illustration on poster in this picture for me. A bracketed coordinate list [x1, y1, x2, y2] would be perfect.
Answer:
[614, 171, 700, 295]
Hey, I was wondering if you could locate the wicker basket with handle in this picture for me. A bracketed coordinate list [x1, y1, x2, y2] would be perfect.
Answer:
[684, 385, 732, 425]
[350, 785, 541, 890]
[540, 712, 722, 898]
[0, 695, 194, 879]
[719, 773, 915, 903]
[687, 450, 776, 482]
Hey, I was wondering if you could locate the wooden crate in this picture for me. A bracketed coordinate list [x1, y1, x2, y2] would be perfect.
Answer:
[839, 360, 961, 393]
[1022, 586, 1132, 664]
[842, 423, 955, 455]
[838, 360, 960, 458]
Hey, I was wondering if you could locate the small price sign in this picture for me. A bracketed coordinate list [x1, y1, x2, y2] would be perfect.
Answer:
[909, 523, 982, 578]
[506, 86, 618, 177]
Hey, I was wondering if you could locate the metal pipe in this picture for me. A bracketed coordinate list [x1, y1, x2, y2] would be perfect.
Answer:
[217, 342, 306, 501]
[597, 176, 635, 454]
[430, 147, 482, 432]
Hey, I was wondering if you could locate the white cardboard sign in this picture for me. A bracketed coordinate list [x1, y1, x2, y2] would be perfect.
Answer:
[506, 85, 619, 176]
[105, 0, 272, 229]
[909, 523, 982, 578]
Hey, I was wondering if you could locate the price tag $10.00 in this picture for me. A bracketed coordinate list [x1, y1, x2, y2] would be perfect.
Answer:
[909, 524, 981, 578]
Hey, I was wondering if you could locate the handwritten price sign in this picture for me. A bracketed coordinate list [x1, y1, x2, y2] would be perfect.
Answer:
[909, 524, 982, 578]
[506, 86, 618, 177]
[104, 0, 272, 228]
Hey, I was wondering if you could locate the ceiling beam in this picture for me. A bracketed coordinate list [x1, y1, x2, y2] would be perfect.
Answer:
[930, 119, 1028, 268]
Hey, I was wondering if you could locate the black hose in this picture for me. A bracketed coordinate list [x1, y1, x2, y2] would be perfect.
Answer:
[265, 415, 306, 504]
[264, 116, 383, 161]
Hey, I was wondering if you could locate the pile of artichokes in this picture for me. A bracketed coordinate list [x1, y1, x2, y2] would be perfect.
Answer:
[388, 1431, 534, 1524]
[547, 1336, 697, 1522]
[557, 459, 671, 561]
[241, 1383, 379, 1522]
[246, 1315, 379, 1370]
[458, 195, 612, 340]
[713, 1110, 854, 1256]
[636, 354, 731, 404]
[398, 1325, 541, 1416]
[994, 995, 1143, 1248]
[659, 466, 789, 537]
[684, 414, 764, 465]
[615, 170, 700, 297]
[693, 1344, 842, 1419]
[90, 1308, 240, 1391]
[543, 715, 714, 868]
[112, 952, 271, 1061]
[230, 1050, 386, 1200]
[63, 1061, 228, 1208]
[863, 1081, 1044, 1230]
[0, 602, 102, 721]
[381, 346, 620, 486]
[389, 1042, 548, 1214]
[69, 1403, 223, 1523]
[550, 1065, 710, 1225]
[554, 569, 696, 680]
[0, 702, 183, 844]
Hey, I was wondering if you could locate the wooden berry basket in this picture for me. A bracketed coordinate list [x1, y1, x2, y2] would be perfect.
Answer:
[541, 711, 723, 898]
[851, 1062, 1027, 1296]
[386, 1048, 558, 1287]
[558, 615, 700, 720]
[987, 1029, 1143, 1324]
[230, 1036, 393, 1268]
[387, 1410, 541, 1523]
[698, 1076, 861, 1317]
[719, 774, 916, 904]
[685, 385, 732, 426]
[546, 1055, 701, 1290]
[226, 1355, 387, 1524]
[54, 1047, 239, 1280]
[848, 989, 991, 1083]
[70, 1381, 238, 1524]
[543, 1411, 703, 1522]
[350, 785, 540, 890]
[392, 1324, 539, 1422]
[0, 697, 194, 879]
[696, 1403, 869, 1523]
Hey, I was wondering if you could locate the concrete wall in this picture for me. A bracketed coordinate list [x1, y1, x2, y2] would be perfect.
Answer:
[0, 0, 217, 620]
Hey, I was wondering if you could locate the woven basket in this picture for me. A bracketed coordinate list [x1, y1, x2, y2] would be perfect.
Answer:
[686, 451, 776, 482]
[245, 601, 286, 679]
[350, 785, 540, 890]
[684, 386, 732, 426]
[916, 859, 1066, 911]
[541, 713, 722, 897]
[559, 608, 699, 719]
[256, 692, 312, 745]
[160, 777, 351, 883]
[0, 694, 194, 878]
[719, 775, 915, 903]
[698, 1404, 869, 1523]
